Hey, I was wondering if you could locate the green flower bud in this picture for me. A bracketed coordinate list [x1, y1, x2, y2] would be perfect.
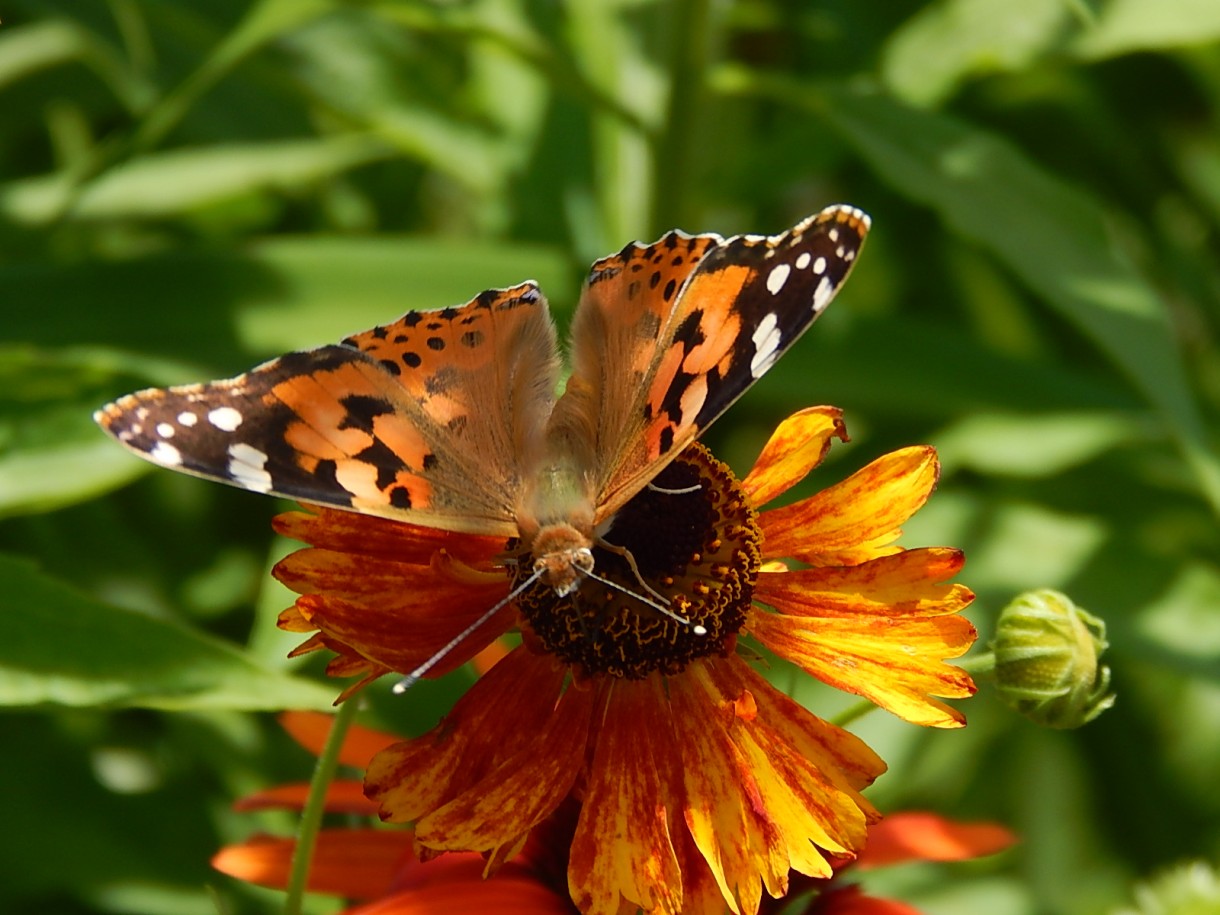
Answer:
[990, 589, 1115, 729]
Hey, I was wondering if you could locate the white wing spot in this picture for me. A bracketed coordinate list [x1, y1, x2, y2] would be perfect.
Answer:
[150, 441, 182, 466]
[813, 276, 835, 312]
[750, 312, 783, 378]
[766, 263, 791, 295]
[795, 252, 811, 270]
[208, 406, 244, 432]
[828, 227, 840, 243]
[227, 442, 273, 493]
[178, 411, 198, 427]
[812, 255, 827, 275]
[156, 422, 175, 439]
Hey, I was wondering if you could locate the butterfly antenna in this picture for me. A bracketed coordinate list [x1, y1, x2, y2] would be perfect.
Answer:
[595, 537, 688, 615]
[391, 567, 543, 694]
[580, 566, 708, 636]
[646, 480, 702, 495]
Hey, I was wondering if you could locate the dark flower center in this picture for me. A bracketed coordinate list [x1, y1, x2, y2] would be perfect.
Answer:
[515, 444, 762, 679]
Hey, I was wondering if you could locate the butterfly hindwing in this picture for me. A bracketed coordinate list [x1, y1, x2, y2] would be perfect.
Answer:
[96, 283, 560, 537]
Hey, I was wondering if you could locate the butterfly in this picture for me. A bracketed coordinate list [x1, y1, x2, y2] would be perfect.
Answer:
[96, 205, 869, 600]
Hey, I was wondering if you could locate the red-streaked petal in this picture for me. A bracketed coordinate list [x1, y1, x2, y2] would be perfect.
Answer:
[234, 780, 376, 815]
[274, 507, 503, 566]
[759, 448, 938, 566]
[212, 829, 412, 898]
[414, 681, 594, 857]
[290, 578, 513, 679]
[673, 659, 883, 913]
[857, 812, 1016, 869]
[569, 678, 683, 915]
[748, 609, 976, 729]
[740, 407, 848, 508]
[280, 710, 398, 768]
[753, 549, 971, 619]
[366, 648, 567, 830]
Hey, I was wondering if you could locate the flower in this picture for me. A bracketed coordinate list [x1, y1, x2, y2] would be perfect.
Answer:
[214, 715, 1014, 915]
[272, 406, 977, 915]
[212, 712, 577, 914]
[989, 588, 1115, 728]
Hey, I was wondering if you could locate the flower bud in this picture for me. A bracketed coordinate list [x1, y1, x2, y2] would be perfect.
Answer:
[990, 589, 1115, 729]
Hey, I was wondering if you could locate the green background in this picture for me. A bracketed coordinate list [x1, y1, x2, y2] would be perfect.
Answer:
[1, 1, 1218, 913]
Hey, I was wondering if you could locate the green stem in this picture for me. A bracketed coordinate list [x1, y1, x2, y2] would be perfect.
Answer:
[284, 699, 360, 915]
[830, 699, 878, 730]
[956, 650, 997, 680]
[650, 0, 714, 234]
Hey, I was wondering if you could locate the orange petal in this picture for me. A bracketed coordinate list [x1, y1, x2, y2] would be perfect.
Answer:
[212, 829, 412, 899]
[816, 885, 923, 915]
[274, 507, 504, 566]
[290, 579, 513, 678]
[280, 710, 399, 768]
[366, 648, 567, 830]
[568, 678, 683, 915]
[275, 546, 502, 597]
[414, 680, 594, 857]
[857, 812, 1016, 869]
[759, 447, 938, 566]
[343, 873, 574, 915]
[748, 603, 976, 728]
[234, 780, 376, 815]
[740, 407, 848, 508]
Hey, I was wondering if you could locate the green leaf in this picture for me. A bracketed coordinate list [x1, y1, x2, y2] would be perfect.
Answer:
[1, 135, 395, 225]
[0, 553, 336, 710]
[1072, 0, 1220, 59]
[881, 0, 1069, 106]
[4, 237, 571, 369]
[0, 345, 200, 518]
[934, 410, 1148, 478]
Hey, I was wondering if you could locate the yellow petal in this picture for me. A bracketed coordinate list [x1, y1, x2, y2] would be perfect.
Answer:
[749, 606, 977, 728]
[753, 549, 973, 619]
[669, 660, 883, 915]
[739, 407, 848, 508]
[759, 447, 938, 565]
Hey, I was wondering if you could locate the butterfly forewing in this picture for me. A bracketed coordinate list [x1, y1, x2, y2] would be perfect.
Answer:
[566, 204, 871, 523]
[96, 283, 560, 537]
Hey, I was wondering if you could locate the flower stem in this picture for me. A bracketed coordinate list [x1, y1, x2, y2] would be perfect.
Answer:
[650, 0, 714, 234]
[830, 699, 878, 729]
[284, 699, 360, 915]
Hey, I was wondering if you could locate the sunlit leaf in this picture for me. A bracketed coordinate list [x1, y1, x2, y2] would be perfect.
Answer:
[881, 0, 1069, 106]
[1073, 0, 1220, 59]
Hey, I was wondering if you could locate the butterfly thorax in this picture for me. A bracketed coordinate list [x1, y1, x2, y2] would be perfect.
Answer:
[515, 447, 599, 596]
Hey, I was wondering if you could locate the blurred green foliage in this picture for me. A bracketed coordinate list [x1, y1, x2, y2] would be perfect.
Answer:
[1, 1, 1218, 913]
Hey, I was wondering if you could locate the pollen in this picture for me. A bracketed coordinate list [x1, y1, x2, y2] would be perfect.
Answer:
[515, 444, 762, 679]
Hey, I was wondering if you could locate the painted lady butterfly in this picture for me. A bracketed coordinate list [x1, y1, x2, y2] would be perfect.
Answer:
[97, 205, 869, 599]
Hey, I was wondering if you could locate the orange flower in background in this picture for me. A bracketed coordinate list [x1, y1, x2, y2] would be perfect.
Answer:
[214, 715, 1014, 915]
[273, 407, 977, 915]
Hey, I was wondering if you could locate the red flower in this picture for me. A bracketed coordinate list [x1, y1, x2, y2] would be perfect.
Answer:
[272, 408, 976, 914]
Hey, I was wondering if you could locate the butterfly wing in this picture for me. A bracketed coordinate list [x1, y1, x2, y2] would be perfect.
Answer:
[549, 204, 870, 524]
[96, 283, 560, 537]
